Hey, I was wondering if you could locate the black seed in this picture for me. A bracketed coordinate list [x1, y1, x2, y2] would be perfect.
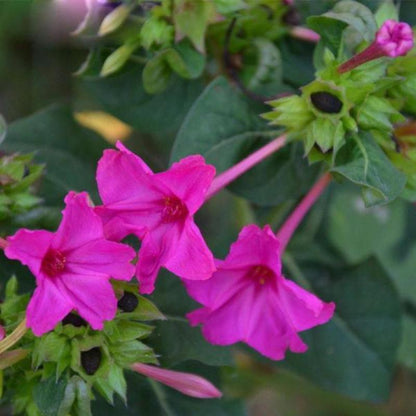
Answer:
[118, 291, 139, 312]
[282, 8, 301, 26]
[81, 347, 102, 375]
[62, 312, 87, 327]
[310, 91, 343, 114]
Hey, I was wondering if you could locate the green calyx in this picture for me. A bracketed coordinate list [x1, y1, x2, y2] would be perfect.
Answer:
[1, 278, 164, 416]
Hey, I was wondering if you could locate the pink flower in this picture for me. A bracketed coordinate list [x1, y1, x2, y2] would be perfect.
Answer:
[338, 20, 414, 73]
[131, 363, 222, 399]
[95, 142, 216, 294]
[4, 192, 136, 336]
[375, 19, 414, 57]
[184, 225, 335, 360]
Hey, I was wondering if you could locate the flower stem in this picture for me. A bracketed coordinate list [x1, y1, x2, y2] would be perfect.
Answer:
[0, 237, 8, 250]
[289, 27, 320, 43]
[0, 318, 28, 355]
[206, 134, 287, 200]
[337, 43, 384, 74]
[276, 173, 331, 253]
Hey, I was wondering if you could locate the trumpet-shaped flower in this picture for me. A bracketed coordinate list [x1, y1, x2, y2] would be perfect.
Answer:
[4, 192, 136, 336]
[184, 224, 335, 360]
[95, 142, 216, 294]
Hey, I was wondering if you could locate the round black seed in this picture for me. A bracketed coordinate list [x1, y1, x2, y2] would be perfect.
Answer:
[282, 8, 301, 26]
[62, 312, 87, 327]
[81, 347, 102, 375]
[310, 91, 343, 114]
[118, 291, 139, 312]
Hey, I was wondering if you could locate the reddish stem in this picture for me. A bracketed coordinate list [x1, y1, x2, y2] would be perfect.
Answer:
[206, 134, 287, 200]
[276, 173, 331, 253]
[337, 43, 384, 74]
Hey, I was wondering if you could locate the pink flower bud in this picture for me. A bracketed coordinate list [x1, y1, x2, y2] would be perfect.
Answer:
[338, 20, 414, 73]
[131, 363, 222, 399]
[375, 19, 414, 57]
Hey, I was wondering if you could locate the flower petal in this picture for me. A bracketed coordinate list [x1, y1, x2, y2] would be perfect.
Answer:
[278, 278, 335, 332]
[53, 192, 104, 252]
[66, 239, 136, 281]
[164, 219, 215, 280]
[26, 280, 72, 336]
[155, 155, 215, 214]
[5, 229, 54, 279]
[97, 143, 163, 206]
[58, 273, 117, 330]
[224, 225, 281, 275]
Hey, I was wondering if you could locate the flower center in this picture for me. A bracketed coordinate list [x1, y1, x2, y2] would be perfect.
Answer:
[41, 249, 66, 277]
[248, 265, 275, 285]
[161, 196, 188, 223]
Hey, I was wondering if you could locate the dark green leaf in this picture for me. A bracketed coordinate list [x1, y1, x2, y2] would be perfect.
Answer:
[2, 105, 107, 206]
[331, 133, 406, 206]
[328, 187, 406, 263]
[282, 257, 402, 402]
[33, 377, 67, 416]
[81, 63, 204, 136]
[307, 16, 348, 54]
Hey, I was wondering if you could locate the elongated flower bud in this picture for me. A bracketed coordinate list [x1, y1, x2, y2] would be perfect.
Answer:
[338, 20, 414, 73]
[131, 363, 222, 399]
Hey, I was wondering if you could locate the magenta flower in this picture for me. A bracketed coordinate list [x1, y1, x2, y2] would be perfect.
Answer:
[4, 192, 136, 336]
[338, 19, 414, 73]
[95, 142, 216, 294]
[184, 224, 335, 360]
[131, 363, 222, 399]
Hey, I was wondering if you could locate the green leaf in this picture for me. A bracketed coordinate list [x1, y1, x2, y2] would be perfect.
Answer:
[166, 40, 205, 79]
[149, 320, 233, 367]
[2, 105, 107, 206]
[307, 16, 348, 55]
[142, 53, 172, 94]
[324, 1, 377, 43]
[172, 77, 320, 206]
[33, 377, 67, 416]
[331, 133, 406, 206]
[398, 315, 416, 371]
[81, 63, 204, 136]
[173, 0, 215, 52]
[282, 257, 402, 402]
[374, 0, 398, 27]
[242, 38, 283, 96]
[328, 187, 406, 263]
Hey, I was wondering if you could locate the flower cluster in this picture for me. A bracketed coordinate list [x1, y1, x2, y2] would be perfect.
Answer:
[2, 140, 334, 362]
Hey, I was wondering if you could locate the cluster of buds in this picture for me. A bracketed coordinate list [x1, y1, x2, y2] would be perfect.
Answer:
[265, 19, 414, 161]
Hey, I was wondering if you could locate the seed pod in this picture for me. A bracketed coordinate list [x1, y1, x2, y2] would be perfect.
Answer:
[62, 312, 87, 327]
[310, 91, 343, 114]
[81, 347, 102, 375]
[118, 291, 139, 312]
